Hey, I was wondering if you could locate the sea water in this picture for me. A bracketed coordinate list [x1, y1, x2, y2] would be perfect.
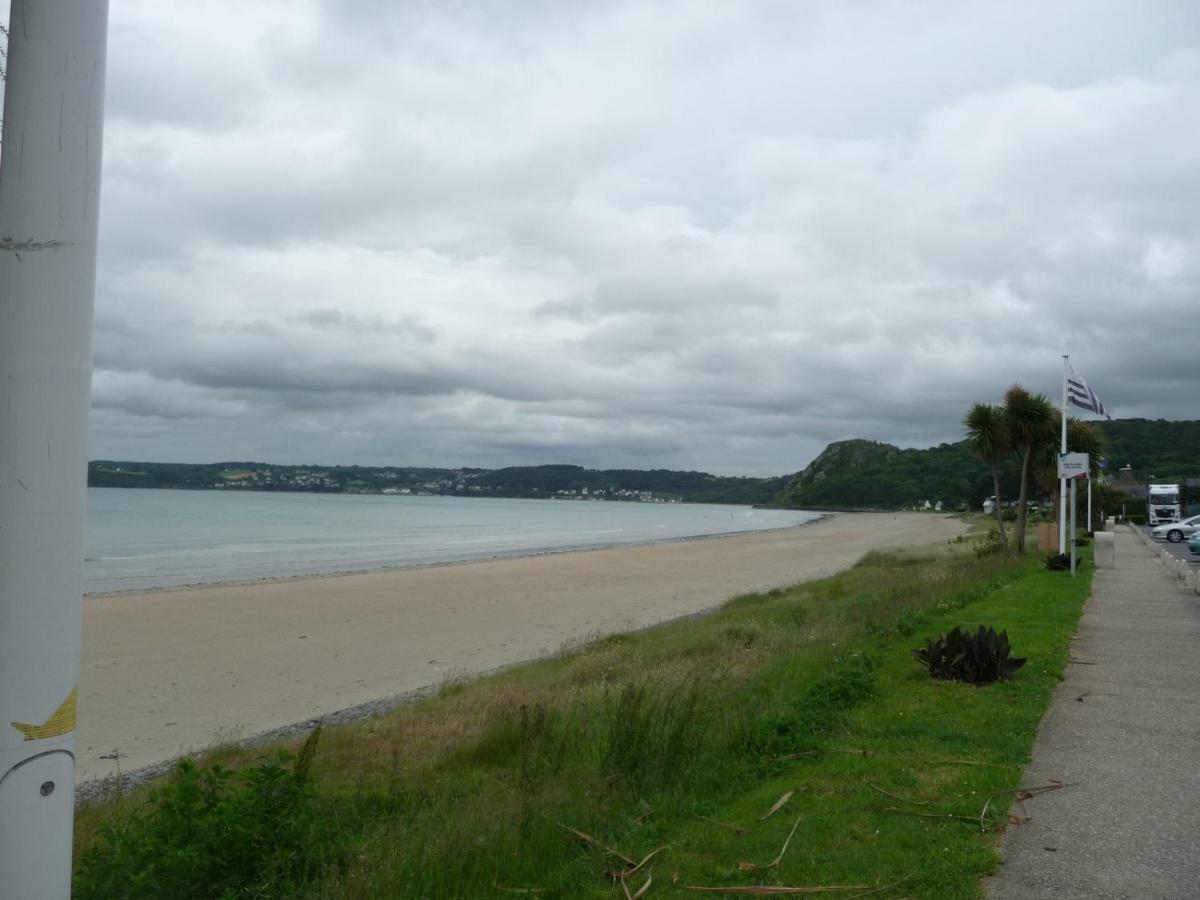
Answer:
[84, 488, 820, 594]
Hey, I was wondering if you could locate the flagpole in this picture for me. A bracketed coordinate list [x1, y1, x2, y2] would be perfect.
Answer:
[1059, 355, 1069, 553]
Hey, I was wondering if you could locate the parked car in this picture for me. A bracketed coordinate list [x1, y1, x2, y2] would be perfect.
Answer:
[1151, 514, 1200, 543]
[1189, 533, 1200, 555]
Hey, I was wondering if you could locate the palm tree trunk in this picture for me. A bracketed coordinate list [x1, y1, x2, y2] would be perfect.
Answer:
[1015, 449, 1031, 553]
[991, 465, 1008, 548]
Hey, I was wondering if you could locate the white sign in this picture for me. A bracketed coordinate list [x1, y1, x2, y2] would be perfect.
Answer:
[1058, 452, 1090, 480]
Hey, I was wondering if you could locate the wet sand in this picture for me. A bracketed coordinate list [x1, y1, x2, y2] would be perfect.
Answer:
[78, 511, 965, 782]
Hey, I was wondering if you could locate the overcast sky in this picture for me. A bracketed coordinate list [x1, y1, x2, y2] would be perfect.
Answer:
[8, 1, 1199, 475]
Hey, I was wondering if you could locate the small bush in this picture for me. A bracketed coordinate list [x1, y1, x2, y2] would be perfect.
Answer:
[1045, 553, 1085, 571]
[75, 726, 331, 900]
[911, 626, 1026, 684]
[896, 610, 928, 636]
[975, 529, 1008, 558]
[800, 653, 878, 724]
[742, 653, 878, 756]
[724, 622, 763, 647]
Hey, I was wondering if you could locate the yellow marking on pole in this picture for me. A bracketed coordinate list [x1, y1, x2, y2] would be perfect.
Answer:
[10, 687, 77, 741]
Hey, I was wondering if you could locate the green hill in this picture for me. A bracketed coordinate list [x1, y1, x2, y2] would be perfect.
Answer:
[1094, 418, 1200, 479]
[772, 418, 1200, 511]
[771, 439, 1006, 510]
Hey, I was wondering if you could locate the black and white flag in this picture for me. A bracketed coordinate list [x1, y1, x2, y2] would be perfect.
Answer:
[1067, 365, 1110, 419]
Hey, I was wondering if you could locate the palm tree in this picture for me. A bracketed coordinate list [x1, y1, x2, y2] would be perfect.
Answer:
[964, 402, 1011, 547]
[1003, 385, 1052, 554]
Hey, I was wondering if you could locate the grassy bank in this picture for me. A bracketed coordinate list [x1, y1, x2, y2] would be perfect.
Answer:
[75, 534, 1093, 899]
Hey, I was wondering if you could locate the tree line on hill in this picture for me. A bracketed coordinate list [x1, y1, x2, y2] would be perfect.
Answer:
[87, 417, 1198, 512]
[86, 460, 787, 505]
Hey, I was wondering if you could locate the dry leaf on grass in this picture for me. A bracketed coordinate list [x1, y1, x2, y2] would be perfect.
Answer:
[687, 884, 872, 894]
[842, 875, 915, 899]
[492, 881, 546, 894]
[865, 781, 930, 806]
[759, 790, 795, 821]
[617, 847, 667, 879]
[739, 814, 802, 870]
[621, 870, 653, 899]
[700, 815, 747, 836]
[557, 823, 637, 867]
[882, 806, 991, 829]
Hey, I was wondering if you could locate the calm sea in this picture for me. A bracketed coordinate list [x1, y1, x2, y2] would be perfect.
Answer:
[83, 488, 820, 594]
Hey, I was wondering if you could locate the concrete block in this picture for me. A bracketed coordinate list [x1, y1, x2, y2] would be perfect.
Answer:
[1094, 531, 1116, 569]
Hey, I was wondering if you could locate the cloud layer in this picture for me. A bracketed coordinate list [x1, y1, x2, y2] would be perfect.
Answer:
[25, 1, 1200, 473]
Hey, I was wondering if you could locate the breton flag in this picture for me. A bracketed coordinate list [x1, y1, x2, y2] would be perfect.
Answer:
[1067, 365, 1111, 419]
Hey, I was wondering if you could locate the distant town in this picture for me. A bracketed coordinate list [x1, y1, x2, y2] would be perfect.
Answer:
[87, 461, 785, 506]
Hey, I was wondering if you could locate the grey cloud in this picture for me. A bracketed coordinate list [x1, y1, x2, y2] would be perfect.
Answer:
[293, 309, 439, 341]
[76, 1, 1200, 475]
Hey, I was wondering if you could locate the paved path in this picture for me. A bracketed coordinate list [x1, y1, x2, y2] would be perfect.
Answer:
[987, 527, 1200, 899]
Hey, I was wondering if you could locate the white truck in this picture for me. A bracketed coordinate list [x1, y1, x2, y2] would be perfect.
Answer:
[1147, 483, 1182, 526]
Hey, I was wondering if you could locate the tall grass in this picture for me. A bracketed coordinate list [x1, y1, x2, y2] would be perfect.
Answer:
[75, 535, 1091, 898]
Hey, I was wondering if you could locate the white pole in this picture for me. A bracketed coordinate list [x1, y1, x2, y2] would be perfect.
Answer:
[0, 2, 109, 897]
[1087, 475, 1093, 534]
[1070, 478, 1077, 576]
[1059, 355, 1069, 553]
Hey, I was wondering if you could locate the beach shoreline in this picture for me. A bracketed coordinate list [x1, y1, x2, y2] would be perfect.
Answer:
[77, 512, 966, 787]
[83, 512, 830, 600]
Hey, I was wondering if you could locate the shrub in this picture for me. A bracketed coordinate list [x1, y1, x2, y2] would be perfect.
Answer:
[975, 529, 1007, 558]
[742, 652, 878, 756]
[1045, 553, 1085, 571]
[75, 726, 331, 899]
[911, 626, 1026, 684]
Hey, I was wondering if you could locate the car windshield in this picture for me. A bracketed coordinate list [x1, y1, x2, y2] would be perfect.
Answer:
[1151, 496, 1179, 504]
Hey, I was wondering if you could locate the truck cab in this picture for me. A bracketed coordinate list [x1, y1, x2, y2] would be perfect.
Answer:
[1148, 484, 1182, 526]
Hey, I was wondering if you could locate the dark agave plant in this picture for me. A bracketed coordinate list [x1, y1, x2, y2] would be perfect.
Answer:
[1045, 553, 1084, 571]
[911, 626, 1027, 684]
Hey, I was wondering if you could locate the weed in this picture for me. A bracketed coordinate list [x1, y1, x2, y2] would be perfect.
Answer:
[75, 727, 336, 899]
[600, 677, 716, 791]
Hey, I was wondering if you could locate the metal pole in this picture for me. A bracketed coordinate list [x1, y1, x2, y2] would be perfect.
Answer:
[1059, 355, 1069, 554]
[1070, 478, 1077, 576]
[1087, 476, 1093, 534]
[0, 2, 109, 897]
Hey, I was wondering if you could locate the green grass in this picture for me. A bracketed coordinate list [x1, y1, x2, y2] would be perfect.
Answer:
[75, 537, 1093, 899]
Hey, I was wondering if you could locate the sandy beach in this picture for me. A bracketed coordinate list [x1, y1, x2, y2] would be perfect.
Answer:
[77, 511, 965, 782]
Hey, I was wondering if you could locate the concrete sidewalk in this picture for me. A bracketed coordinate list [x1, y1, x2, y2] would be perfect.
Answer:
[987, 527, 1200, 899]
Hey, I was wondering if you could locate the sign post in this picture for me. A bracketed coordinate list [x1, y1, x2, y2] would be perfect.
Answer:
[1058, 454, 1089, 577]
[0, 2, 109, 896]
